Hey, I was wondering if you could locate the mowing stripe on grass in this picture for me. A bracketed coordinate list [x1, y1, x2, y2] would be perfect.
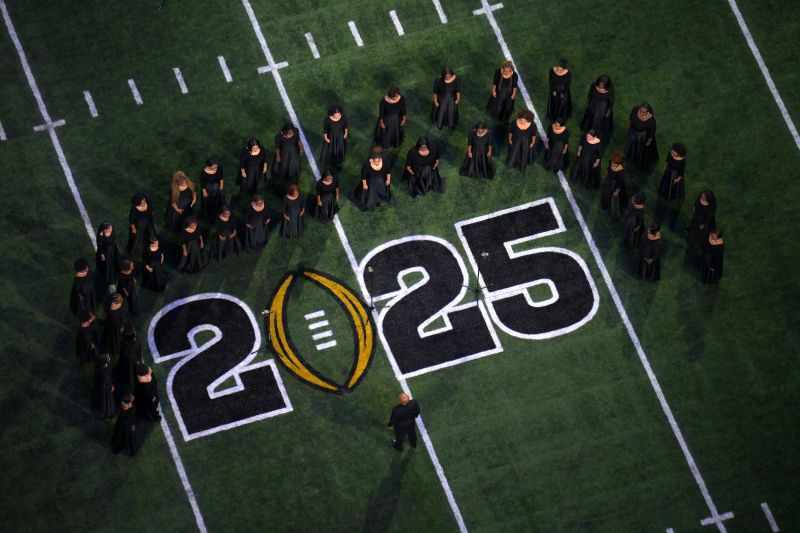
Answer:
[0, 119, 6, 140]
[473, 1, 733, 531]
[305, 32, 320, 59]
[389, 10, 404, 36]
[431, 0, 447, 23]
[760, 502, 780, 532]
[217, 55, 233, 83]
[173, 67, 189, 94]
[348, 21, 364, 47]
[128, 78, 143, 105]
[241, 1, 467, 530]
[725, 0, 800, 151]
[1, 2, 206, 530]
[83, 90, 99, 117]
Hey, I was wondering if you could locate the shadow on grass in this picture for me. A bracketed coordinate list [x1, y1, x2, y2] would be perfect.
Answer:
[360, 450, 413, 533]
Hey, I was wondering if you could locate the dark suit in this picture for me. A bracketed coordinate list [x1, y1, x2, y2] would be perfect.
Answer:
[387, 399, 420, 451]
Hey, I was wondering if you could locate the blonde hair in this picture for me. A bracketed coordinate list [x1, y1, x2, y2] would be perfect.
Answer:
[501, 60, 514, 71]
[171, 170, 195, 204]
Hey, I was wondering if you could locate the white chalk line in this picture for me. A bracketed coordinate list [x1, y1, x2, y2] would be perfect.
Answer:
[700, 512, 734, 526]
[726, 0, 800, 152]
[315, 340, 337, 351]
[474, 1, 731, 530]
[348, 20, 364, 47]
[304, 32, 320, 59]
[431, 0, 448, 23]
[33, 118, 65, 132]
[217, 55, 233, 83]
[1, 0, 204, 530]
[0, 119, 6, 140]
[173, 67, 189, 94]
[472, 2, 503, 16]
[389, 10, 404, 36]
[308, 320, 329, 330]
[127, 78, 143, 105]
[83, 90, 98, 118]
[257, 61, 288, 74]
[240, 0, 466, 530]
[761, 502, 780, 532]
[304, 309, 326, 320]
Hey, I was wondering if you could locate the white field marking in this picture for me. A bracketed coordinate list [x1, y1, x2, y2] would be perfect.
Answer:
[147, 292, 293, 441]
[173, 67, 189, 94]
[312, 330, 333, 340]
[701, 512, 734, 527]
[127, 78, 143, 105]
[304, 309, 326, 320]
[472, 2, 503, 16]
[389, 10, 404, 36]
[1, 0, 96, 249]
[348, 21, 364, 47]
[217, 55, 233, 83]
[307, 320, 330, 330]
[453, 198, 600, 340]
[82, 90, 98, 118]
[666, 529, 675, 533]
[474, 1, 731, 530]
[315, 340, 337, 351]
[240, 1, 467, 530]
[0, 119, 5, 140]
[431, 0, 447, 23]
[726, 0, 800, 151]
[256, 61, 288, 74]
[304, 32, 320, 59]
[32, 118, 65, 132]
[761, 502, 780, 532]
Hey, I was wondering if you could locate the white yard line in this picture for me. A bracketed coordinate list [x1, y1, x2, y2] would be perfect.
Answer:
[304, 310, 326, 320]
[173, 67, 189, 94]
[128, 78, 143, 105]
[431, 0, 448, 23]
[389, 10, 404, 36]
[304, 32, 320, 59]
[726, 0, 800, 151]
[315, 340, 337, 351]
[307, 320, 330, 330]
[217, 55, 233, 83]
[0, 119, 7, 140]
[1, 2, 205, 530]
[240, 1, 467, 530]
[473, 1, 732, 531]
[312, 330, 333, 340]
[83, 90, 99, 118]
[348, 20, 364, 47]
[761, 502, 780, 532]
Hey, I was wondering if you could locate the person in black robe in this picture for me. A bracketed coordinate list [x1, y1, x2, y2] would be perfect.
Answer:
[116, 260, 137, 316]
[320, 105, 348, 170]
[116, 324, 142, 395]
[374, 87, 406, 148]
[273, 123, 303, 181]
[635, 223, 663, 282]
[125, 193, 157, 261]
[210, 205, 242, 261]
[92, 352, 116, 419]
[487, 60, 518, 122]
[165, 171, 196, 231]
[178, 217, 205, 273]
[580, 75, 614, 142]
[95, 222, 121, 289]
[600, 150, 627, 221]
[281, 184, 305, 239]
[622, 192, 646, 248]
[570, 129, 603, 188]
[352, 147, 395, 212]
[102, 292, 129, 359]
[543, 118, 570, 173]
[701, 228, 725, 284]
[134, 363, 161, 422]
[75, 310, 99, 365]
[507, 109, 537, 171]
[546, 59, 572, 120]
[387, 393, 421, 452]
[623, 103, 658, 172]
[111, 393, 140, 457]
[70, 258, 96, 317]
[200, 158, 225, 223]
[431, 68, 461, 129]
[243, 194, 271, 251]
[142, 237, 167, 292]
[239, 138, 268, 197]
[315, 171, 340, 222]
[459, 122, 495, 179]
[405, 137, 443, 198]
[659, 143, 687, 201]
[686, 189, 717, 251]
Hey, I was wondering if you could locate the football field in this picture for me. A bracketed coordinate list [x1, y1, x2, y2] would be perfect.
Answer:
[1, 0, 799, 531]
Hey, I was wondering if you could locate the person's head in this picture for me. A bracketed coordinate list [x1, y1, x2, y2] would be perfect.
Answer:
[97, 352, 111, 365]
[322, 170, 334, 182]
[79, 310, 93, 326]
[700, 189, 716, 206]
[648, 222, 661, 236]
[633, 192, 646, 205]
[121, 393, 134, 407]
[98, 222, 113, 238]
[639, 103, 653, 116]
[610, 150, 624, 166]
[710, 228, 724, 240]
[121, 259, 134, 274]
[251, 193, 264, 207]
[501, 59, 514, 73]
[416, 137, 430, 151]
[387, 86, 400, 98]
[205, 157, 218, 170]
[557, 58, 568, 69]
[149, 236, 159, 249]
[327, 104, 343, 118]
[552, 117, 565, 129]
[183, 216, 198, 232]
[247, 138, 262, 151]
[136, 363, 150, 377]
[442, 67, 455, 80]
[475, 121, 488, 134]
[281, 122, 294, 135]
[218, 205, 231, 220]
[131, 193, 148, 210]
[369, 146, 383, 163]
[586, 129, 599, 142]
[398, 392, 409, 405]
[109, 292, 124, 309]
[596, 74, 612, 90]
[286, 183, 299, 197]
[517, 109, 535, 124]
[74, 257, 90, 274]
[671, 142, 687, 158]
[122, 323, 137, 340]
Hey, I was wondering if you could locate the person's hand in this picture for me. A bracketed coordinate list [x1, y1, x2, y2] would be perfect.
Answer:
[613, 189, 619, 196]
[552, 91, 557, 96]
[317, 199, 323, 206]
[593, 160, 600, 168]
[491, 88, 497, 98]
[131, 227, 137, 234]
[385, 179, 391, 186]
[362, 182, 368, 190]
[145, 265, 153, 272]
[182, 250, 188, 257]
[246, 224, 253, 229]
[202, 190, 208, 198]
[645, 139, 652, 146]
[400, 118, 406, 127]
[380, 120, 385, 129]
[219, 234, 225, 240]
[300, 209, 305, 216]
[100, 254, 105, 261]
[325, 138, 331, 144]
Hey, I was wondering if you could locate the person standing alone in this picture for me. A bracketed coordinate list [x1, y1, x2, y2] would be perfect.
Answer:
[387, 393, 420, 452]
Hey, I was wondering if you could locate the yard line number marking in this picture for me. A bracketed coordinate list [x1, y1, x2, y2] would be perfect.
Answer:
[761, 502, 780, 532]
[305, 32, 320, 59]
[348, 20, 364, 47]
[389, 10, 404, 36]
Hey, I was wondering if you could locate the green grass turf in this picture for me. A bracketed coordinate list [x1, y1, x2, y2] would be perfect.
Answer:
[0, 0, 798, 531]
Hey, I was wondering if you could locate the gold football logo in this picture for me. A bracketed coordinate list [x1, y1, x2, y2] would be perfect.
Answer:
[267, 269, 375, 393]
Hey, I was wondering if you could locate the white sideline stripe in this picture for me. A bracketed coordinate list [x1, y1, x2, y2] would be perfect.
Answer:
[173, 67, 189, 94]
[217, 55, 233, 83]
[701, 512, 734, 526]
[431, 0, 448, 23]
[348, 20, 363, 47]
[1, 0, 203, 530]
[0, 119, 5, 140]
[666, 529, 675, 533]
[315, 340, 337, 351]
[304, 309, 326, 320]
[240, 1, 467, 531]
[1, 0, 96, 249]
[726, 0, 800, 152]
[256, 61, 289, 74]
[389, 10, 404, 36]
[127, 78, 143, 105]
[83, 90, 98, 118]
[474, 1, 731, 531]
[307, 320, 329, 330]
[312, 330, 333, 340]
[761, 502, 780, 532]
[472, 2, 503, 15]
[304, 32, 320, 59]
[32, 118, 65, 132]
